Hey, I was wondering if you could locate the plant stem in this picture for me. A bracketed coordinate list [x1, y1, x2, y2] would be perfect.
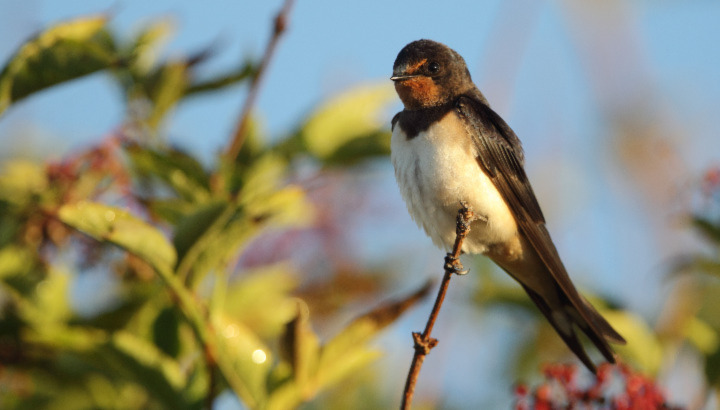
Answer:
[225, 0, 295, 161]
[401, 202, 475, 410]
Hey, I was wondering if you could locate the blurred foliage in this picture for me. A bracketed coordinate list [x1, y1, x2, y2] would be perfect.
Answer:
[0, 14, 411, 410]
[671, 167, 720, 400]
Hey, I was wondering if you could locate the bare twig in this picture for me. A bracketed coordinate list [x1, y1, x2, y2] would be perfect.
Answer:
[225, 0, 295, 161]
[401, 202, 476, 410]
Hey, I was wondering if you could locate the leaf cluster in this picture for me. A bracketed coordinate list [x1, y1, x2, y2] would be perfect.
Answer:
[0, 15, 409, 410]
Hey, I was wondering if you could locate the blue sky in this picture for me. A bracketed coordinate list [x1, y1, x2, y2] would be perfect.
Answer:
[2, 0, 720, 407]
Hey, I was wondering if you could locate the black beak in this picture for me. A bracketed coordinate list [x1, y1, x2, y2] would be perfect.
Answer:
[390, 74, 418, 82]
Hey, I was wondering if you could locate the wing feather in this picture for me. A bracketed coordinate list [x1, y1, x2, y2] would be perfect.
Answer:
[455, 94, 625, 363]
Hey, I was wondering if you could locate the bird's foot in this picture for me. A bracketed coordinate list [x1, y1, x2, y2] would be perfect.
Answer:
[444, 253, 468, 275]
[456, 201, 474, 237]
[456, 201, 486, 235]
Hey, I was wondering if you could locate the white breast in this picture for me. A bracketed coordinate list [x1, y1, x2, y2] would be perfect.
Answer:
[390, 111, 518, 254]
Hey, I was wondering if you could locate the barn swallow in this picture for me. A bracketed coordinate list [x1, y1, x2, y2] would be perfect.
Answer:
[390, 39, 625, 373]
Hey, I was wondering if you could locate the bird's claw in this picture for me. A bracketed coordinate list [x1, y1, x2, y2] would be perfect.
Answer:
[444, 254, 469, 275]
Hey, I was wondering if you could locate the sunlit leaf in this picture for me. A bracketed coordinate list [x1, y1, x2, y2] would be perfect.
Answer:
[281, 301, 320, 386]
[300, 83, 395, 160]
[245, 185, 314, 228]
[223, 264, 299, 338]
[0, 15, 116, 116]
[0, 160, 48, 206]
[240, 154, 314, 228]
[18, 270, 74, 328]
[0, 245, 34, 281]
[603, 310, 663, 374]
[144, 60, 190, 129]
[683, 316, 720, 355]
[213, 313, 272, 408]
[126, 19, 175, 75]
[58, 201, 176, 274]
[321, 129, 391, 165]
[184, 215, 258, 288]
[315, 281, 430, 388]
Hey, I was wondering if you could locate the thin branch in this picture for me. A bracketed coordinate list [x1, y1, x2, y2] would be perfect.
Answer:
[401, 202, 476, 410]
[225, 0, 295, 161]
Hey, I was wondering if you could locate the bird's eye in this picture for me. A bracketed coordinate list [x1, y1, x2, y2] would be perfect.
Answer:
[428, 61, 440, 74]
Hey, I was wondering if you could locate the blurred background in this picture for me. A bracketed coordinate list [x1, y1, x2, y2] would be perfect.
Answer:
[1, 0, 720, 409]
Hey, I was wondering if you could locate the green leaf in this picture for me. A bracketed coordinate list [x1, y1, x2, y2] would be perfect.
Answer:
[146, 198, 198, 225]
[173, 199, 229, 265]
[106, 331, 188, 408]
[300, 83, 395, 160]
[706, 345, 720, 388]
[674, 255, 720, 279]
[265, 301, 320, 410]
[683, 316, 719, 355]
[315, 281, 430, 389]
[223, 264, 299, 338]
[125, 19, 175, 75]
[185, 60, 256, 95]
[0, 245, 42, 294]
[603, 310, 663, 374]
[0, 160, 48, 206]
[320, 129, 391, 165]
[172, 200, 240, 283]
[18, 269, 74, 329]
[0, 15, 116, 116]
[144, 60, 190, 129]
[280, 301, 319, 388]
[127, 145, 211, 202]
[693, 217, 720, 245]
[58, 201, 177, 274]
[212, 313, 272, 408]
[239, 153, 314, 228]
[153, 306, 182, 358]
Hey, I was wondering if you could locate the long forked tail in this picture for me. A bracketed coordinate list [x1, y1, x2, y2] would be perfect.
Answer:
[520, 283, 626, 374]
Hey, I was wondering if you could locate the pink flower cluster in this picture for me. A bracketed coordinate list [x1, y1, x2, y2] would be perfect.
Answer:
[514, 363, 684, 410]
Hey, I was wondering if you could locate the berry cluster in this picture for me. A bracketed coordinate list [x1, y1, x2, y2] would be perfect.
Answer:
[514, 363, 684, 410]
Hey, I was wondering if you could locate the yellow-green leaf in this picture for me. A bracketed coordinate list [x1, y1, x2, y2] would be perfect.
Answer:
[127, 19, 175, 75]
[0, 160, 48, 206]
[315, 281, 430, 388]
[683, 316, 719, 355]
[301, 83, 395, 159]
[223, 264, 299, 338]
[279, 300, 320, 388]
[58, 201, 176, 273]
[111, 331, 186, 390]
[145, 60, 190, 129]
[213, 313, 272, 408]
[603, 310, 663, 374]
[0, 15, 115, 116]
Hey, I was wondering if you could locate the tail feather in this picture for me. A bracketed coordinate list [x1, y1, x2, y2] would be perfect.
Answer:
[579, 296, 626, 345]
[520, 283, 622, 374]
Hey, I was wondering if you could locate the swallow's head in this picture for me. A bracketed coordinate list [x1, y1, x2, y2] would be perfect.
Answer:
[391, 39, 473, 110]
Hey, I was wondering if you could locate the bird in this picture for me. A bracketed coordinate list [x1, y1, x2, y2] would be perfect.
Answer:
[389, 39, 625, 373]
